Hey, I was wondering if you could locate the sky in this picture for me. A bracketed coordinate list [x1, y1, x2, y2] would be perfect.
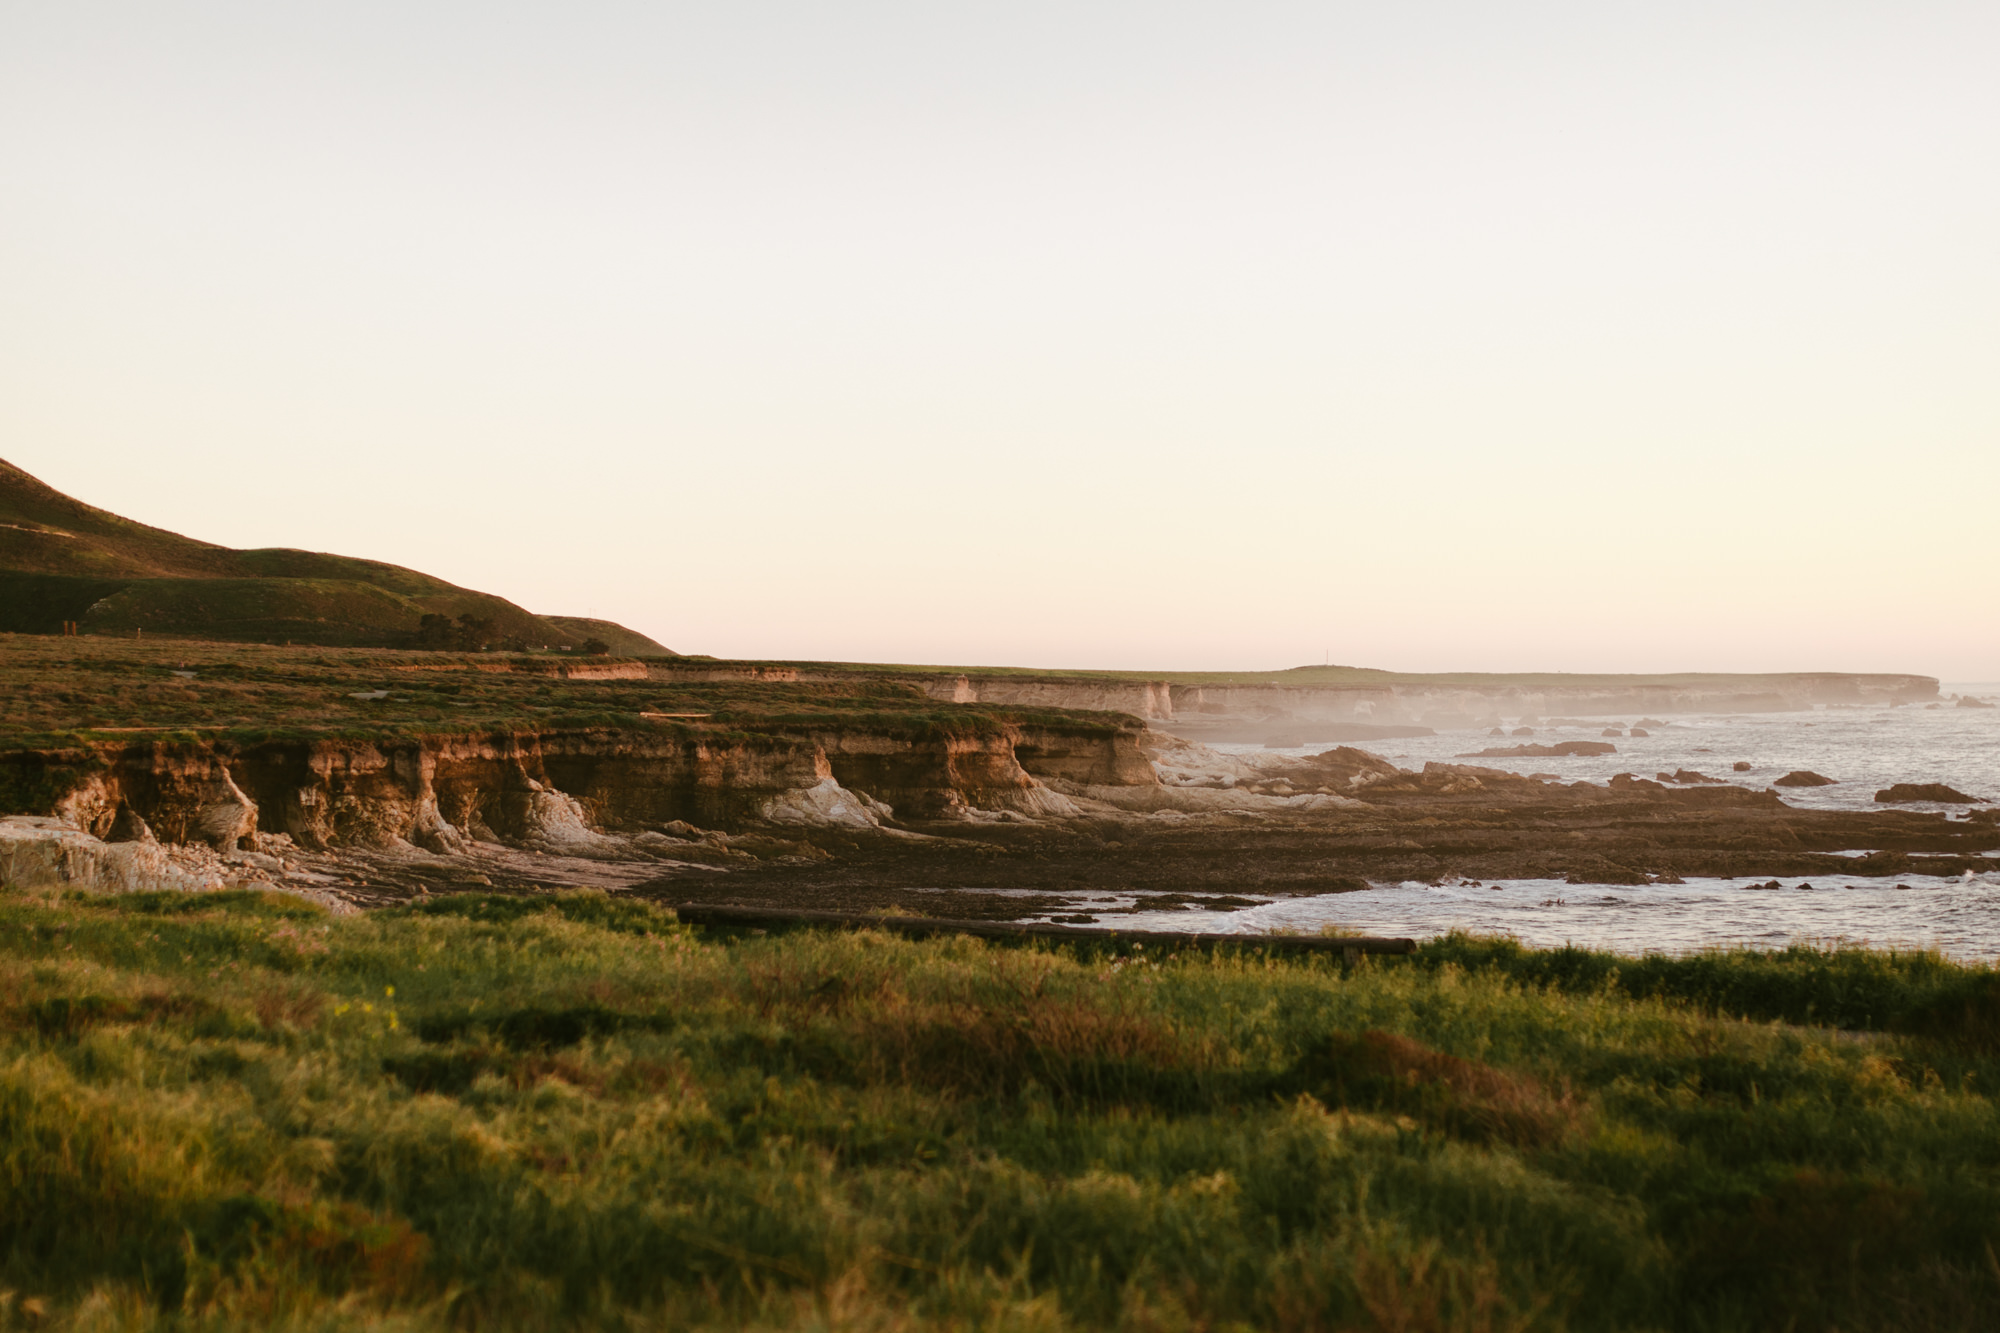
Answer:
[3, 2, 1995, 678]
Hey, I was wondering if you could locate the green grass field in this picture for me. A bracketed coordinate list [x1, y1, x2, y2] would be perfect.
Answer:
[0, 637, 1130, 756]
[4, 885, 1999, 1331]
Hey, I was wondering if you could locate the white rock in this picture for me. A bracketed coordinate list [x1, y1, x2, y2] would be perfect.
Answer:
[760, 777, 885, 829]
[0, 814, 353, 912]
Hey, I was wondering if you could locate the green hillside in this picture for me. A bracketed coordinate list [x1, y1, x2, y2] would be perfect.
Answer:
[0, 459, 673, 653]
[539, 614, 677, 657]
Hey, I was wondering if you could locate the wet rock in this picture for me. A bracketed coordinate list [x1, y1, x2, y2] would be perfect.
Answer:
[1415, 762, 1533, 796]
[1957, 695, 1994, 709]
[1635, 718, 1667, 728]
[1276, 746, 1408, 790]
[1609, 773, 1665, 791]
[1732, 761, 1753, 772]
[1628, 728, 1650, 737]
[1602, 729, 1623, 737]
[1510, 726, 1536, 737]
[1489, 727, 1506, 737]
[1775, 771, 1837, 788]
[1664, 769, 1727, 784]
[1876, 782, 1982, 804]
[1461, 741, 1616, 758]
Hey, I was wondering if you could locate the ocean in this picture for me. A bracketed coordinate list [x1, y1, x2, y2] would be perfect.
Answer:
[1098, 684, 2000, 959]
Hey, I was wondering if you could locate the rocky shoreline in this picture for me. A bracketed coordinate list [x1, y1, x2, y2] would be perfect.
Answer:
[4, 720, 1992, 921]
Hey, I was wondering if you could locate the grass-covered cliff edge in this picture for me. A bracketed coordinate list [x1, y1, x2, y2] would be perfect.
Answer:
[3, 885, 1999, 1332]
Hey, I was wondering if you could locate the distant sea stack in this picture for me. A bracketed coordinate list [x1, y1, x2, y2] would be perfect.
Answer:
[0, 458, 673, 654]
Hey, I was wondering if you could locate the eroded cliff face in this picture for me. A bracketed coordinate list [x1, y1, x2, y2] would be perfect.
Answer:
[1013, 726, 1159, 787]
[810, 730, 1063, 820]
[10, 717, 1157, 856]
[920, 676, 1175, 721]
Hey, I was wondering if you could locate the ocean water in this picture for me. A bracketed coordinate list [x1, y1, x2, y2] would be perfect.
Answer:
[1056, 685, 2000, 959]
[1241, 683, 2000, 815]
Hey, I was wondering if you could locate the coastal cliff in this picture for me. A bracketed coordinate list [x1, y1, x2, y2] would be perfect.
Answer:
[3, 637, 1982, 913]
[7, 716, 1156, 858]
[646, 661, 1938, 744]
[873, 670, 1941, 741]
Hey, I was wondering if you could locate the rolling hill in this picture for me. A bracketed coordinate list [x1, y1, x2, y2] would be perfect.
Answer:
[0, 459, 675, 653]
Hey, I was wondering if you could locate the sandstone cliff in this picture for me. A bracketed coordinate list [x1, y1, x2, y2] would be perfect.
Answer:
[6, 715, 1158, 862]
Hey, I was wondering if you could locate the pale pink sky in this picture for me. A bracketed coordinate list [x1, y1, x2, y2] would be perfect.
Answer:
[4, 3, 1995, 677]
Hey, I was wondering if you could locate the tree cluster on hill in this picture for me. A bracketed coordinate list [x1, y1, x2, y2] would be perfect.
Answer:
[414, 613, 517, 652]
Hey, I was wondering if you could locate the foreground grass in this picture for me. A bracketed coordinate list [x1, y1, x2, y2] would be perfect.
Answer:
[2, 890, 1999, 1332]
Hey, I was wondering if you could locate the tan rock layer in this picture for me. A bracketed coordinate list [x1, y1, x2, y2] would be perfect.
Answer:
[10, 720, 1157, 853]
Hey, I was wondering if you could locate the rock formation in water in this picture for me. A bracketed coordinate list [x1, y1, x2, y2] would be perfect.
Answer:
[1459, 741, 1618, 759]
[1875, 783, 1982, 804]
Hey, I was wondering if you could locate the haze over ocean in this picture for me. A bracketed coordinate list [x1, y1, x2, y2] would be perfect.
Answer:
[3, 2, 1993, 676]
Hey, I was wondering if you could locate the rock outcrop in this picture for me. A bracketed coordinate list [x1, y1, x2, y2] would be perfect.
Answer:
[1775, 771, 1837, 788]
[0, 814, 352, 910]
[4, 715, 1156, 862]
[1876, 783, 1983, 804]
[1459, 741, 1617, 759]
